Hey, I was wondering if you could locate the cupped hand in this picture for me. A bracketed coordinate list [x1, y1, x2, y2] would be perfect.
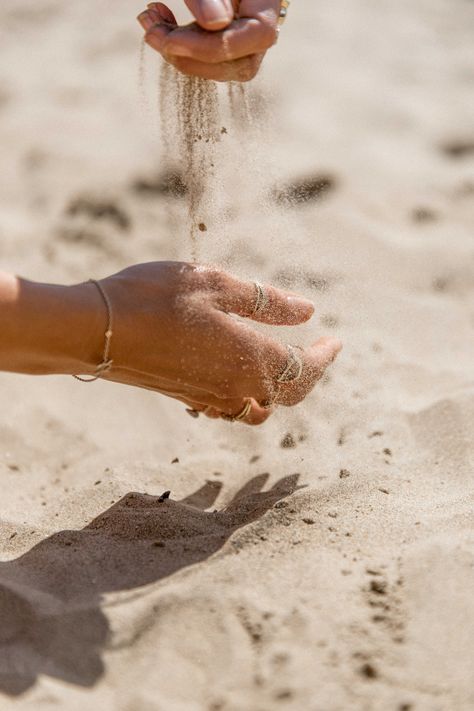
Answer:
[137, 1, 281, 82]
[83, 262, 341, 425]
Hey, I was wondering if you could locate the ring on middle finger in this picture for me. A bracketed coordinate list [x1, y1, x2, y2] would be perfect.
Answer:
[277, 344, 304, 384]
[251, 281, 269, 317]
[261, 345, 304, 409]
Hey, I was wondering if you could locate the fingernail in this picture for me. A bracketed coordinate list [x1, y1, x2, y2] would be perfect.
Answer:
[186, 408, 200, 419]
[200, 0, 233, 27]
[137, 10, 155, 31]
[147, 7, 161, 22]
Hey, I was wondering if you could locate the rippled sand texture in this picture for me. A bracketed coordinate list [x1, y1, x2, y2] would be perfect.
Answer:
[0, 0, 473, 709]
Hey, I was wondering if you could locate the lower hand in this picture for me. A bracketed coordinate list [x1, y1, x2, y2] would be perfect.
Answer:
[137, 1, 281, 82]
[82, 262, 341, 425]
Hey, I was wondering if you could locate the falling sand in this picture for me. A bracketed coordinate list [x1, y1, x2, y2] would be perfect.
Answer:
[4, 3, 474, 709]
[159, 62, 220, 260]
[139, 36, 258, 260]
[154, 59, 254, 260]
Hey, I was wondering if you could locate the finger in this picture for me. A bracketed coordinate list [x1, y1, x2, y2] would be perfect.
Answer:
[205, 408, 273, 426]
[206, 270, 315, 325]
[184, 0, 234, 31]
[138, 5, 176, 32]
[143, 23, 175, 55]
[185, 392, 274, 426]
[148, 2, 177, 25]
[137, 9, 157, 32]
[238, 0, 281, 21]
[165, 52, 264, 82]
[164, 18, 277, 63]
[274, 337, 343, 407]
[200, 397, 274, 426]
[138, 6, 176, 48]
[117, 370, 275, 426]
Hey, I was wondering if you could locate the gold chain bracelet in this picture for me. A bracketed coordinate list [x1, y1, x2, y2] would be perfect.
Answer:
[73, 279, 113, 382]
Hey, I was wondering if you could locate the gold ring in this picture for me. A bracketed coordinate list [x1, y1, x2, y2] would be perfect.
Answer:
[235, 399, 252, 421]
[252, 281, 269, 317]
[278, 0, 290, 26]
[277, 345, 304, 384]
[221, 399, 252, 423]
[261, 345, 304, 408]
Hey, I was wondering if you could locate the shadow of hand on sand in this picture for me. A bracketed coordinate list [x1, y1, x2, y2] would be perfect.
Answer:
[0, 473, 301, 696]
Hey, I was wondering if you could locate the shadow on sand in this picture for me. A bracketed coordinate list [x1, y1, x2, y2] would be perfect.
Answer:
[0, 472, 301, 695]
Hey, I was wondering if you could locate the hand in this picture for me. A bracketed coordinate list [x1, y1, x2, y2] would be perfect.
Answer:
[0, 263, 341, 424]
[137, 1, 281, 82]
[82, 262, 341, 425]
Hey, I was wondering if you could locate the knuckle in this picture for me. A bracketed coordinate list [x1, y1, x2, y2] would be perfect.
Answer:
[204, 268, 228, 293]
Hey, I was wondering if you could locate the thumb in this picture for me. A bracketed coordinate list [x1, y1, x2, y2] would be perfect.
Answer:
[184, 0, 234, 30]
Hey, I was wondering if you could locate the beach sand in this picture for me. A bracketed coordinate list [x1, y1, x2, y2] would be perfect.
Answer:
[0, 0, 473, 709]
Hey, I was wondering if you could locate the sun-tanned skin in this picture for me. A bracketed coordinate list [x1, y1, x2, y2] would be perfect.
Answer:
[0, 263, 341, 425]
[138, 0, 281, 82]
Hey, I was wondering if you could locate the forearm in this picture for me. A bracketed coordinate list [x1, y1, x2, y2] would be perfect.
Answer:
[0, 271, 103, 376]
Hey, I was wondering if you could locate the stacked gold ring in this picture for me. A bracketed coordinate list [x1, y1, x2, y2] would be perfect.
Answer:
[221, 399, 252, 423]
[262, 344, 304, 409]
[278, 0, 290, 26]
[252, 281, 269, 317]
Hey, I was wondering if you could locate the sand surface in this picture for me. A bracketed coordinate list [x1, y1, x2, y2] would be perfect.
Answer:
[0, 1, 473, 709]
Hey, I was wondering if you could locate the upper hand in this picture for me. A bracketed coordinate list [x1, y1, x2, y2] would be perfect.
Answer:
[137, 1, 281, 82]
[81, 261, 341, 425]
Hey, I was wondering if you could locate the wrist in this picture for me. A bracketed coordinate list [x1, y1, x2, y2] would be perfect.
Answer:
[0, 273, 105, 376]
